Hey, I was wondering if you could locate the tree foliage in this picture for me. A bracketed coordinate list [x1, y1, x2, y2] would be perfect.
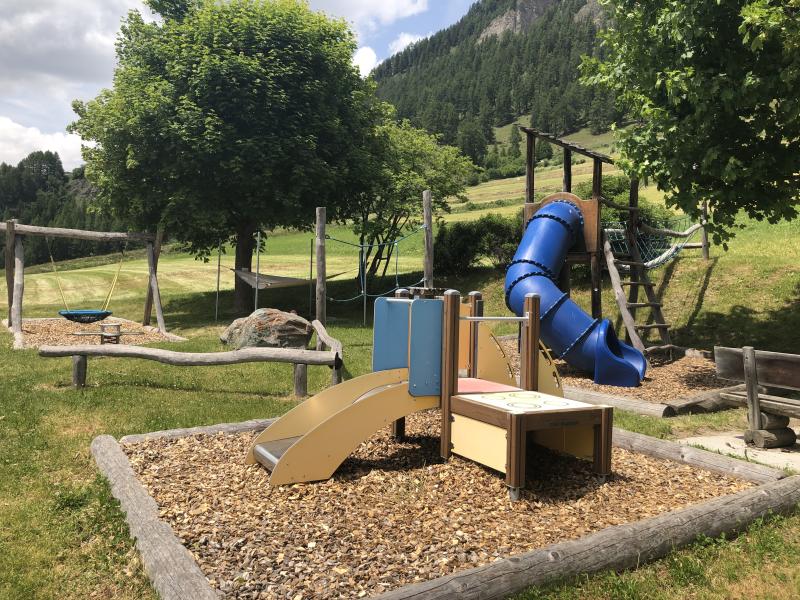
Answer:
[583, 0, 800, 243]
[350, 120, 474, 277]
[70, 0, 383, 310]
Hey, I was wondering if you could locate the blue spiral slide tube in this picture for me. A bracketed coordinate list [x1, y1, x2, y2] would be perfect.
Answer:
[505, 200, 646, 387]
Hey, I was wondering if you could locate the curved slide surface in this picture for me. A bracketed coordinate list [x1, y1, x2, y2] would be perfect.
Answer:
[505, 200, 646, 387]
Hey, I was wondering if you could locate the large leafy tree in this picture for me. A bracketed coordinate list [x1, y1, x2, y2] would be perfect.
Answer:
[583, 0, 800, 243]
[70, 0, 382, 311]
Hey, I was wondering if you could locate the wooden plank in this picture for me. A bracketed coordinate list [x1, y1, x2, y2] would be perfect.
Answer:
[39, 345, 338, 366]
[519, 126, 615, 164]
[11, 236, 24, 337]
[562, 149, 572, 192]
[719, 392, 800, 419]
[379, 475, 800, 599]
[143, 228, 164, 326]
[72, 355, 88, 388]
[423, 191, 434, 289]
[315, 207, 326, 341]
[520, 294, 540, 391]
[5, 220, 15, 327]
[146, 243, 167, 333]
[311, 320, 343, 361]
[563, 386, 675, 418]
[715, 346, 800, 391]
[293, 364, 307, 398]
[525, 131, 534, 203]
[91, 435, 217, 600]
[0, 222, 154, 242]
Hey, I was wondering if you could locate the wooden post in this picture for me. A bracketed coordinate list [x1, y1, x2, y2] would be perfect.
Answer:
[626, 179, 641, 331]
[590, 159, 603, 319]
[557, 265, 571, 297]
[146, 242, 167, 333]
[743, 346, 762, 431]
[423, 190, 434, 289]
[468, 291, 483, 378]
[520, 294, 541, 391]
[254, 230, 261, 310]
[293, 363, 307, 398]
[525, 132, 535, 204]
[72, 355, 87, 388]
[143, 228, 164, 326]
[11, 235, 24, 336]
[214, 241, 222, 323]
[440, 290, 460, 460]
[5, 219, 16, 327]
[392, 288, 411, 441]
[701, 201, 710, 261]
[315, 207, 326, 348]
[563, 149, 572, 192]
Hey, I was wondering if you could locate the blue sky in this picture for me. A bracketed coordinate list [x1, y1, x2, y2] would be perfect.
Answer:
[0, 0, 478, 169]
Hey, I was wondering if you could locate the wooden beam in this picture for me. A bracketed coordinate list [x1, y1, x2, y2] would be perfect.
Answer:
[392, 288, 411, 441]
[5, 219, 15, 327]
[146, 243, 167, 333]
[564, 386, 675, 418]
[423, 190, 434, 289]
[315, 207, 326, 344]
[143, 228, 164, 326]
[440, 290, 460, 459]
[590, 253, 602, 319]
[743, 346, 762, 430]
[72, 355, 88, 388]
[11, 235, 24, 337]
[467, 291, 482, 378]
[525, 130, 534, 204]
[520, 294, 540, 391]
[293, 364, 308, 398]
[562, 149, 572, 192]
[520, 126, 615, 164]
[39, 345, 338, 366]
[715, 346, 800, 391]
[0, 222, 154, 242]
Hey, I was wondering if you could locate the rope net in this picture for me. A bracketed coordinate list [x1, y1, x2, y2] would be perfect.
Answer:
[603, 215, 700, 270]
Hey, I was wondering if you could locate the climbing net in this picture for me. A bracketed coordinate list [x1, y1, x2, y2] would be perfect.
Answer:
[326, 226, 427, 306]
[604, 215, 703, 270]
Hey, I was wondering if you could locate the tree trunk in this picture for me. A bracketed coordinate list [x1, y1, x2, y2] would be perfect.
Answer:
[234, 225, 256, 315]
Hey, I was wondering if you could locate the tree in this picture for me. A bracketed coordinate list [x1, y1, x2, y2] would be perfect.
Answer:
[350, 120, 475, 278]
[535, 140, 553, 163]
[508, 126, 522, 159]
[583, 0, 800, 244]
[457, 117, 488, 165]
[70, 0, 382, 312]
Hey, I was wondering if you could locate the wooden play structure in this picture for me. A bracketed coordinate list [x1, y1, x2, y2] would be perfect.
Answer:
[520, 127, 710, 356]
[715, 346, 800, 449]
[248, 288, 613, 500]
[2, 221, 166, 348]
[39, 319, 343, 397]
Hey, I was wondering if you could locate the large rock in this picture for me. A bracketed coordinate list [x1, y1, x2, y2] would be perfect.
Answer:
[220, 309, 313, 350]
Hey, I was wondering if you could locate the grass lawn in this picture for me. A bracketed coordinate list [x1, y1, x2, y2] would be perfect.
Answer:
[1, 135, 799, 597]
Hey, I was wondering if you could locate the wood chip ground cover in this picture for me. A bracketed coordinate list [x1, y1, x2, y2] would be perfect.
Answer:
[13, 318, 170, 348]
[124, 412, 752, 599]
[499, 339, 725, 404]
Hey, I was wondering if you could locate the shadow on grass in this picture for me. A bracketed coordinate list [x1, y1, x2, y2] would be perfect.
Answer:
[673, 282, 800, 353]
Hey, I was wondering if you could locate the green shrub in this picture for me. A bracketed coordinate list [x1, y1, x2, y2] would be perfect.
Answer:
[434, 213, 523, 275]
[574, 174, 676, 228]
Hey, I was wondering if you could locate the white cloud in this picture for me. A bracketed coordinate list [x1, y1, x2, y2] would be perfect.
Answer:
[310, 0, 428, 35]
[389, 32, 425, 55]
[0, 117, 84, 170]
[353, 47, 378, 77]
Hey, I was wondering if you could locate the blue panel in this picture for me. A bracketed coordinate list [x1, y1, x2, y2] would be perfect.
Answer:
[409, 299, 443, 397]
[372, 297, 411, 372]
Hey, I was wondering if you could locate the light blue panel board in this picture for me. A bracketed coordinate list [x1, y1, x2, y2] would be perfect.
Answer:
[409, 299, 444, 397]
[372, 297, 411, 372]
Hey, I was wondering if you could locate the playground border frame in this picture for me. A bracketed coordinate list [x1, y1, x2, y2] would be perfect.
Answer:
[93, 420, 797, 600]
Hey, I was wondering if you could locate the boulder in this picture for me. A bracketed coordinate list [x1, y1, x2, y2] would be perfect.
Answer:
[221, 309, 313, 350]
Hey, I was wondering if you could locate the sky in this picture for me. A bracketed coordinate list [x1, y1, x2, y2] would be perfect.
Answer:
[0, 0, 475, 170]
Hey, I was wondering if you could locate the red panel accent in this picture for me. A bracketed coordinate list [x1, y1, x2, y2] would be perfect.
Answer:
[457, 378, 521, 394]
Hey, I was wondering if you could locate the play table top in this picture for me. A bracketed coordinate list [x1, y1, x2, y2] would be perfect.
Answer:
[454, 391, 601, 415]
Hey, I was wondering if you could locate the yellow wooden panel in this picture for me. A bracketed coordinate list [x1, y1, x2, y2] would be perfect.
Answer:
[269, 384, 438, 485]
[531, 426, 594, 462]
[458, 303, 471, 371]
[451, 414, 507, 474]
[246, 368, 408, 463]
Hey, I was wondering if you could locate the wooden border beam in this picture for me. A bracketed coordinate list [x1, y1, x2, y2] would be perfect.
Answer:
[0, 222, 154, 242]
[520, 127, 614, 165]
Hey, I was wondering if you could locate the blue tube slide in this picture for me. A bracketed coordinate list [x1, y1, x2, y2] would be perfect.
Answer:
[505, 200, 647, 387]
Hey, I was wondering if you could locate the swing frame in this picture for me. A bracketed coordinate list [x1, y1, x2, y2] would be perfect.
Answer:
[2, 221, 168, 347]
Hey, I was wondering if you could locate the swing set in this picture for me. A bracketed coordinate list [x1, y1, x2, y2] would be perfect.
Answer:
[2, 220, 168, 348]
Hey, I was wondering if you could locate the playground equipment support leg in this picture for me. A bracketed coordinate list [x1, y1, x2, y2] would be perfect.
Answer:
[392, 288, 411, 441]
[440, 290, 460, 460]
[315, 207, 326, 340]
[423, 190, 434, 289]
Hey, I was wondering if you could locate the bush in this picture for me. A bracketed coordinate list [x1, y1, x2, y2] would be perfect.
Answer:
[574, 175, 676, 228]
[434, 213, 523, 275]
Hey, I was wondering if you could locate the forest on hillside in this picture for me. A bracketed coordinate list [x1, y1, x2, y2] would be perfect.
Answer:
[373, 0, 619, 155]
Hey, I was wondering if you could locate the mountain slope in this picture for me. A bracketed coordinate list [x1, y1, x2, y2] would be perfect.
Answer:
[373, 0, 615, 145]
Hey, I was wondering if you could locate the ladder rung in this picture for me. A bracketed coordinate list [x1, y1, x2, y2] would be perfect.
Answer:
[635, 323, 671, 329]
[682, 243, 704, 249]
[627, 302, 662, 309]
[615, 260, 646, 266]
[621, 281, 654, 287]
